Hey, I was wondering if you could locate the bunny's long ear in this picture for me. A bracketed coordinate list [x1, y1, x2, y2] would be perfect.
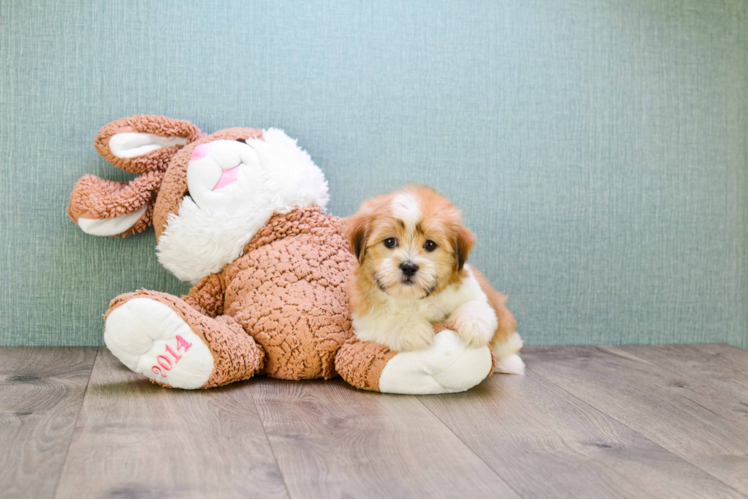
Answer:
[68, 115, 201, 237]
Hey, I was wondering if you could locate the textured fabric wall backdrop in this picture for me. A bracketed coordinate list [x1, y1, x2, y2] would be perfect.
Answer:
[1, 0, 746, 347]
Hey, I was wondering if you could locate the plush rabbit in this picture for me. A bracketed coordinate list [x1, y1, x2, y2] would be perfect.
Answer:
[68, 115, 500, 393]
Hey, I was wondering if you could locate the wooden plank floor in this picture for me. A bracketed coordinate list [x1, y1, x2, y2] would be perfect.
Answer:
[1, 345, 747, 499]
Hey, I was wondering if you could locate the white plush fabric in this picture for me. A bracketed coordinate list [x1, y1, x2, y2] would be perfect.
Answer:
[378, 329, 493, 394]
[108, 132, 187, 158]
[104, 298, 214, 389]
[156, 129, 329, 283]
[78, 205, 148, 236]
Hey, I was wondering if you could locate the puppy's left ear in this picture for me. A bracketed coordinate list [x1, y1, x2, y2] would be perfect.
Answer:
[345, 212, 369, 263]
[455, 225, 475, 271]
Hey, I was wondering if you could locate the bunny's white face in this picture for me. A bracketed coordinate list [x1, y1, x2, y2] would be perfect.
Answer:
[185, 140, 263, 213]
[156, 129, 330, 283]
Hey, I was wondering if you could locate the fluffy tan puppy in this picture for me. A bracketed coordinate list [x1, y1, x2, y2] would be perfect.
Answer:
[345, 186, 525, 374]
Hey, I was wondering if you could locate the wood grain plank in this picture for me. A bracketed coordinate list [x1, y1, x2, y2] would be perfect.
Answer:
[250, 377, 518, 498]
[616, 344, 748, 404]
[418, 369, 742, 498]
[523, 345, 748, 496]
[55, 349, 288, 499]
[0, 347, 97, 498]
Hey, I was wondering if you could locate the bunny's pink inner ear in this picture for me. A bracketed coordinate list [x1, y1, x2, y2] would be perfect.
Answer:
[95, 115, 201, 174]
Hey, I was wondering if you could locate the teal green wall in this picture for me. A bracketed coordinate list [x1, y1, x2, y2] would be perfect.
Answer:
[1, 0, 747, 347]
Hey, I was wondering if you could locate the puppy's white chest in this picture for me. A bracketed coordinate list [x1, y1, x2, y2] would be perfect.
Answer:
[385, 294, 452, 322]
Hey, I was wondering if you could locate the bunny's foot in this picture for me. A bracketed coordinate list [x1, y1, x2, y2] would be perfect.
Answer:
[336, 329, 495, 394]
[104, 291, 264, 389]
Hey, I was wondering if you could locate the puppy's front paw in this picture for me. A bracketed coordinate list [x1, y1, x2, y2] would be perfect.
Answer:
[391, 318, 435, 352]
[450, 301, 498, 348]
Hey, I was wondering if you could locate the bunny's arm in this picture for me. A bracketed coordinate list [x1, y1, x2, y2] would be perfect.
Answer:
[183, 272, 226, 318]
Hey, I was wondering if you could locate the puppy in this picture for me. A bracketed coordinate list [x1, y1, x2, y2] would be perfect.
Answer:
[345, 186, 524, 374]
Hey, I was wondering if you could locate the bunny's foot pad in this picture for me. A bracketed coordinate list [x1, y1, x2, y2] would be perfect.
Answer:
[378, 329, 494, 394]
[105, 298, 214, 389]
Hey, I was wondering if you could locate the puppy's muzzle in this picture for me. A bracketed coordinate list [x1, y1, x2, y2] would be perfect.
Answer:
[399, 261, 419, 278]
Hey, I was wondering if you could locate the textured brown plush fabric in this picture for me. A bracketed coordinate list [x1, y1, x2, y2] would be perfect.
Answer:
[106, 290, 265, 388]
[105, 206, 376, 385]
[152, 127, 263, 241]
[488, 344, 497, 376]
[335, 339, 396, 391]
[95, 115, 202, 174]
[184, 273, 226, 318]
[67, 170, 165, 236]
[68, 115, 201, 237]
[220, 207, 356, 380]
[105, 206, 398, 388]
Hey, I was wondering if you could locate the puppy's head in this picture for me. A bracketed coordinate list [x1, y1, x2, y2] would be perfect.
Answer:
[346, 186, 474, 301]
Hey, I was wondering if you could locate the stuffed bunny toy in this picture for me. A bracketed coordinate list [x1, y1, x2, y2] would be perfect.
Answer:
[68, 115, 505, 393]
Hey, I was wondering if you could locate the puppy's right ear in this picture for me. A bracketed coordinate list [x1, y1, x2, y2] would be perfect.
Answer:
[68, 115, 202, 237]
[345, 211, 369, 263]
[454, 225, 475, 272]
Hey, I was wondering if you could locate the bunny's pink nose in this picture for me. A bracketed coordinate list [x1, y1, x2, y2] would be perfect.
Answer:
[191, 143, 211, 160]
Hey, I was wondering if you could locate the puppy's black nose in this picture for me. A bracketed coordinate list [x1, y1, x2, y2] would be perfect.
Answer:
[400, 261, 419, 277]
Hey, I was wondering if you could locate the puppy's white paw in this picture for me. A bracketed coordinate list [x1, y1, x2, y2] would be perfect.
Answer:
[104, 298, 214, 389]
[450, 301, 498, 348]
[389, 318, 434, 352]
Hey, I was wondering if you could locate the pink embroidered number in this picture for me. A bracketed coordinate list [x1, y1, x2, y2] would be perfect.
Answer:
[165, 345, 181, 362]
[150, 335, 194, 379]
[176, 334, 192, 352]
[157, 355, 172, 370]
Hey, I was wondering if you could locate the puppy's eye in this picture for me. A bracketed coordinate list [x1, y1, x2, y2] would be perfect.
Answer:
[424, 240, 437, 252]
[383, 238, 398, 249]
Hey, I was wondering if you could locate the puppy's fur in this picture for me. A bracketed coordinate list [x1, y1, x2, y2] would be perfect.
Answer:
[345, 186, 524, 374]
